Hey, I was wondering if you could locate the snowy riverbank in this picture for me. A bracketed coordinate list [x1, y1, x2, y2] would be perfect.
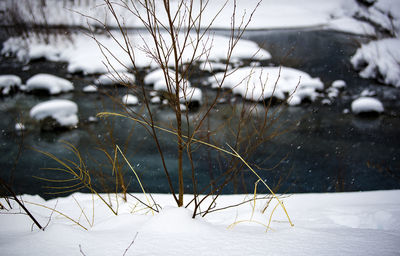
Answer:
[1, 190, 399, 255]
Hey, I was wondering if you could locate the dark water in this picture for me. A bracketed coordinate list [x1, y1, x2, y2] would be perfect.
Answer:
[0, 29, 399, 198]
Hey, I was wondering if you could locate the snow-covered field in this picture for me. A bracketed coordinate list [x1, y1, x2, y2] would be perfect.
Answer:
[1, 190, 399, 255]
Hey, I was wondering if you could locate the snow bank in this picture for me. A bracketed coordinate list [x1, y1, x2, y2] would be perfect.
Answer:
[26, 74, 74, 94]
[355, 0, 400, 37]
[349, 0, 400, 87]
[1, 190, 399, 256]
[30, 99, 78, 127]
[351, 38, 400, 88]
[351, 97, 384, 115]
[2, 32, 270, 76]
[1, 0, 387, 35]
[121, 94, 139, 105]
[0, 75, 22, 95]
[210, 66, 323, 105]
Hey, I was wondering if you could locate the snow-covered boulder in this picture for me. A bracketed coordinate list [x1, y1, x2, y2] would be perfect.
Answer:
[0, 75, 22, 95]
[351, 97, 384, 115]
[82, 85, 98, 93]
[180, 87, 202, 105]
[26, 74, 74, 95]
[30, 99, 79, 130]
[150, 96, 161, 104]
[95, 72, 136, 86]
[122, 94, 139, 105]
[210, 66, 323, 105]
[351, 38, 400, 88]
[145, 68, 202, 106]
[332, 80, 346, 89]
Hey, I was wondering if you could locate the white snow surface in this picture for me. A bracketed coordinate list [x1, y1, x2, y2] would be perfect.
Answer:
[1, 190, 399, 256]
[210, 66, 323, 104]
[26, 74, 74, 95]
[351, 97, 384, 114]
[29, 99, 79, 127]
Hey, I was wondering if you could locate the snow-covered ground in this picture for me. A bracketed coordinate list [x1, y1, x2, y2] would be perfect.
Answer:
[1, 190, 399, 255]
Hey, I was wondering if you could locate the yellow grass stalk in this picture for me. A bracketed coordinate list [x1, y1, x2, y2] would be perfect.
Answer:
[115, 144, 154, 215]
[227, 144, 294, 227]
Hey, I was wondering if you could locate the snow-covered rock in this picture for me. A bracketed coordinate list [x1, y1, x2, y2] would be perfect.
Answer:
[180, 87, 202, 105]
[122, 94, 139, 105]
[82, 85, 98, 93]
[26, 74, 74, 95]
[322, 98, 332, 105]
[351, 38, 400, 88]
[327, 87, 340, 99]
[150, 96, 161, 104]
[332, 80, 346, 89]
[95, 72, 135, 86]
[351, 97, 384, 115]
[0, 75, 22, 95]
[145, 68, 202, 105]
[210, 66, 323, 104]
[30, 99, 79, 129]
